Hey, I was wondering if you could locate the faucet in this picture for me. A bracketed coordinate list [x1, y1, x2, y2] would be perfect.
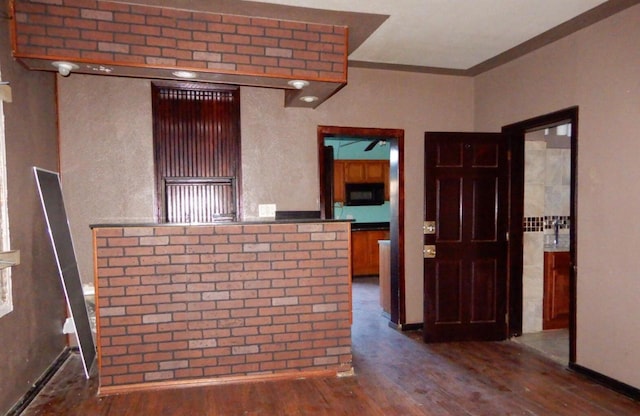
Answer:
[553, 219, 559, 245]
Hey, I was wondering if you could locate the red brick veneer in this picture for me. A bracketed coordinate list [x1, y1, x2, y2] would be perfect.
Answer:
[12, 0, 347, 82]
[93, 222, 352, 394]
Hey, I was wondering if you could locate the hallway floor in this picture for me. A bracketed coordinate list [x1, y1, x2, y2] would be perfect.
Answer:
[19, 277, 640, 415]
[514, 328, 569, 365]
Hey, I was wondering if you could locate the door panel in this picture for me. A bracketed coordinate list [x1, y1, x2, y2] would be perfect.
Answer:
[436, 178, 463, 242]
[424, 132, 508, 342]
[435, 261, 463, 323]
[471, 177, 499, 241]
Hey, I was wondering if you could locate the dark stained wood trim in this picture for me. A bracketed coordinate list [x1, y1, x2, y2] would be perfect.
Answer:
[348, 60, 468, 76]
[502, 106, 578, 364]
[503, 128, 524, 339]
[317, 126, 406, 325]
[570, 363, 640, 401]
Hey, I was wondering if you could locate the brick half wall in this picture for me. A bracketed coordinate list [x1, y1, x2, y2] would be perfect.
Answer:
[93, 221, 352, 394]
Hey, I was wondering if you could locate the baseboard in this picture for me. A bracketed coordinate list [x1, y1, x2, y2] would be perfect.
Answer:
[399, 323, 423, 331]
[6, 347, 74, 416]
[387, 321, 423, 331]
[569, 362, 640, 401]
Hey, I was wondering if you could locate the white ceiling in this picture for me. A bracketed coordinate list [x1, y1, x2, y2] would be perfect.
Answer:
[249, 0, 608, 70]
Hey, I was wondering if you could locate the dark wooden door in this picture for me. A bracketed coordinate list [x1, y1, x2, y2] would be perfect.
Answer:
[424, 132, 509, 342]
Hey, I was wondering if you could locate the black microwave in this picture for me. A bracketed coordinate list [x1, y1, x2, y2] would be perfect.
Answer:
[345, 183, 385, 206]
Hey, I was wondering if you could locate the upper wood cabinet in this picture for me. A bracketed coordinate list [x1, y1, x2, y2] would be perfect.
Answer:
[333, 160, 390, 202]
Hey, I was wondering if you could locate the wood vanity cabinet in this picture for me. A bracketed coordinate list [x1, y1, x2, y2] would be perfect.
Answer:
[352, 229, 389, 277]
[333, 160, 390, 202]
[543, 251, 570, 330]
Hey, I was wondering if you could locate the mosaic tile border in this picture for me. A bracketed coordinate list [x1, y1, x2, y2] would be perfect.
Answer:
[523, 216, 570, 232]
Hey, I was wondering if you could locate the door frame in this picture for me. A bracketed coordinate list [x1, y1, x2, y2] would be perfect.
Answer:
[503, 106, 578, 364]
[317, 126, 406, 326]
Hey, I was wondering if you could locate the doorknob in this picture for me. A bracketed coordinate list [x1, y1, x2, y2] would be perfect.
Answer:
[423, 245, 436, 258]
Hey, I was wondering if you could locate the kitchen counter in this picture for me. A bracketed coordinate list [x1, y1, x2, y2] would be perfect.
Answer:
[90, 218, 350, 229]
[351, 222, 390, 231]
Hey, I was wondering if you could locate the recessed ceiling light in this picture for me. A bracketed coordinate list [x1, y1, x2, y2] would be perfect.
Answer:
[172, 70, 197, 79]
[299, 95, 318, 103]
[288, 80, 309, 89]
[52, 61, 79, 77]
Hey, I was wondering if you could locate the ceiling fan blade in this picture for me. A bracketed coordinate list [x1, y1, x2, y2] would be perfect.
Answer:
[340, 140, 360, 148]
[364, 139, 379, 151]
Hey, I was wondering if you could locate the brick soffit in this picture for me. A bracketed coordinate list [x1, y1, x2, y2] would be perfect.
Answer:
[10, 0, 388, 108]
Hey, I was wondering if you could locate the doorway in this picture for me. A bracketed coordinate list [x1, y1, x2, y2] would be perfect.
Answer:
[317, 126, 406, 326]
[504, 107, 578, 364]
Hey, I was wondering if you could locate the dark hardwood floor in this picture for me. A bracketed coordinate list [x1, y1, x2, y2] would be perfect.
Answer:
[21, 277, 640, 415]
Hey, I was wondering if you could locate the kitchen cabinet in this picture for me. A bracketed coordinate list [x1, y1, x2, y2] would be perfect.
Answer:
[352, 229, 389, 277]
[543, 251, 570, 330]
[333, 160, 390, 202]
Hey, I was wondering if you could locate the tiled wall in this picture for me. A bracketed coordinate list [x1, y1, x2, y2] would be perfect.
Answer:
[13, 0, 347, 81]
[94, 222, 352, 394]
[523, 140, 571, 333]
[523, 215, 570, 233]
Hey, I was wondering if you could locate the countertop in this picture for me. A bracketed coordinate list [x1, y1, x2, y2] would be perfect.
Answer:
[544, 244, 570, 252]
[90, 218, 353, 228]
[351, 222, 390, 231]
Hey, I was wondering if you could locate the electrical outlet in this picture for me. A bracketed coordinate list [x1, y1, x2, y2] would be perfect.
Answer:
[258, 204, 276, 218]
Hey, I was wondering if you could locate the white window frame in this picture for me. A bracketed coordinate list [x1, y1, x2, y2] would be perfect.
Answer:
[0, 69, 12, 318]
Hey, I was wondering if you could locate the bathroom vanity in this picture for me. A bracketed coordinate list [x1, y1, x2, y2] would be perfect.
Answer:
[543, 250, 570, 329]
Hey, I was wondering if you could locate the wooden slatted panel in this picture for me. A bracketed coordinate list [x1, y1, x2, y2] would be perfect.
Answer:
[165, 177, 235, 223]
[152, 83, 241, 222]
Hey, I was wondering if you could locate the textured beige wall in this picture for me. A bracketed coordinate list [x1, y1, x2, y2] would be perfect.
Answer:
[58, 75, 156, 302]
[0, 9, 65, 414]
[58, 67, 474, 325]
[474, 4, 640, 388]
